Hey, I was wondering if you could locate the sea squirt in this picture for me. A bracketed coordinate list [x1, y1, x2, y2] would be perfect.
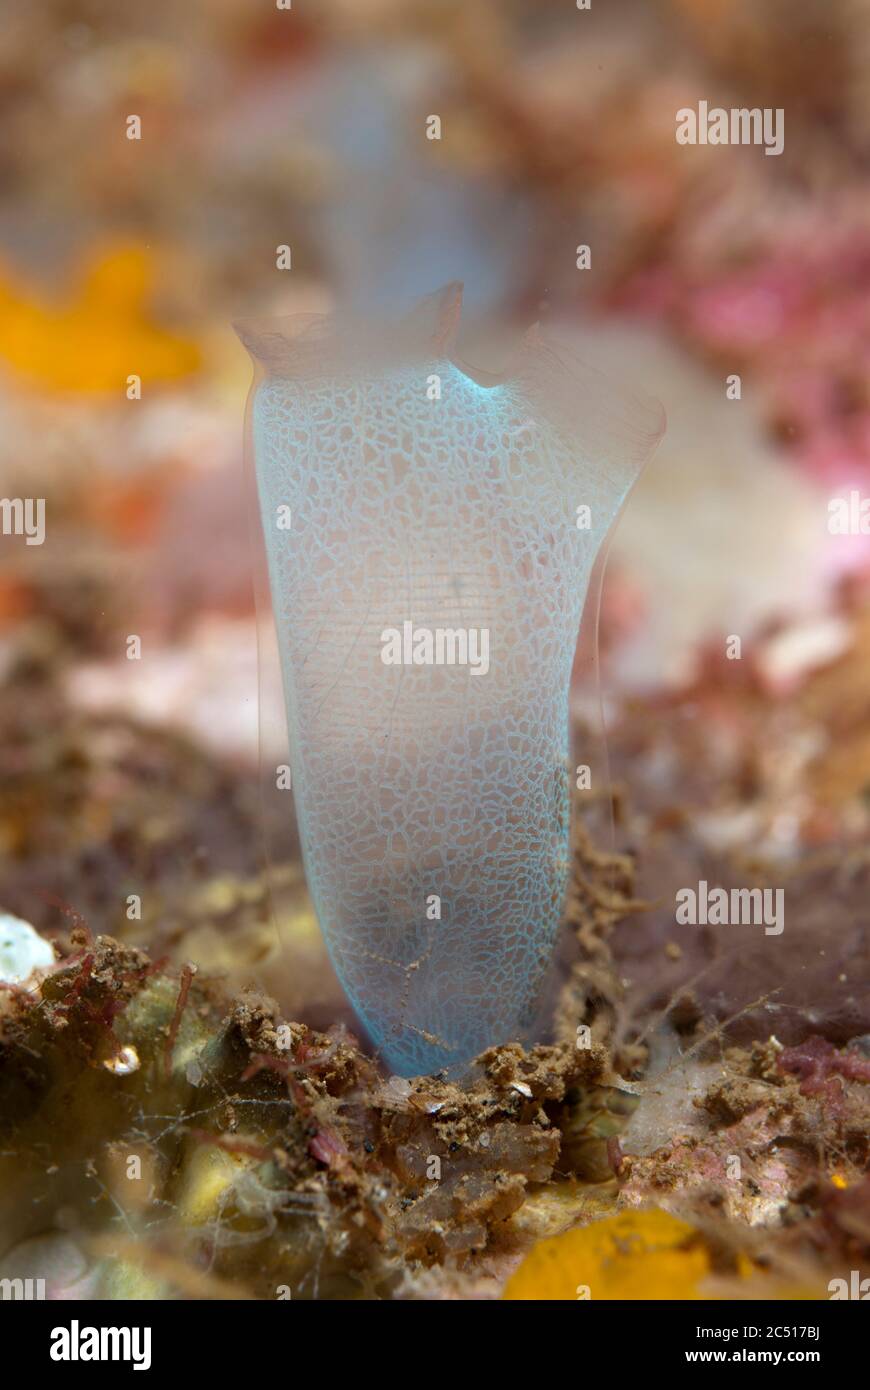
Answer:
[237, 286, 664, 1075]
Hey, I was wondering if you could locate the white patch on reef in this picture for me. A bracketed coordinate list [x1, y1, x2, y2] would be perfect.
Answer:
[620, 1032, 718, 1158]
[557, 323, 831, 692]
[0, 1232, 99, 1300]
[0, 913, 55, 986]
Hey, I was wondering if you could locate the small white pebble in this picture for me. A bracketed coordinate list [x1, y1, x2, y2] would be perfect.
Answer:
[509, 1081, 533, 1098]
[0, 912, 55, 986]
[103, 1045, 140, 1076]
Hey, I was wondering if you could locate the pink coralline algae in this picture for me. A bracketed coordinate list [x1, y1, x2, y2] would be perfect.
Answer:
[777, 1035, 870, 1099]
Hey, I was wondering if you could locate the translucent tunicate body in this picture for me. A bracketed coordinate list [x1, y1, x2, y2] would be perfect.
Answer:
[238, 289, 663, 1075]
